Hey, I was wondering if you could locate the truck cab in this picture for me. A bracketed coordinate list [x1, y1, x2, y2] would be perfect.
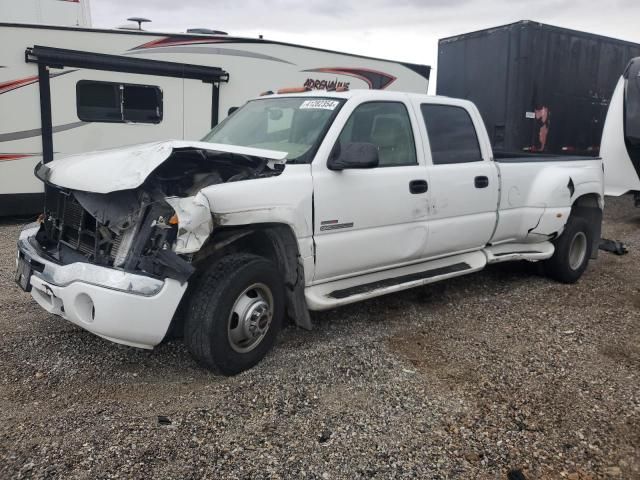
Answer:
[16, 89, 604, 374]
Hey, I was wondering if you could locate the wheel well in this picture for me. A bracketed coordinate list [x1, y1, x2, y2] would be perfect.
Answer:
[191, 223, 312, 329]
[570, 193, 603, 259]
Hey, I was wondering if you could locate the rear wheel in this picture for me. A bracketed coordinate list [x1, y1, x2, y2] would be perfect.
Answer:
[184, 253, 284, 375]
[543, 216, 592, 284]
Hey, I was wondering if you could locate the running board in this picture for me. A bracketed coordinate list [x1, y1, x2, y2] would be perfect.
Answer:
[305, 251, 486, 311]
[483, 241, 555, 264]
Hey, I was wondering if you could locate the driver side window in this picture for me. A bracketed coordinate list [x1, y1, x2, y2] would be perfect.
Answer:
[337, 102, 417, 167]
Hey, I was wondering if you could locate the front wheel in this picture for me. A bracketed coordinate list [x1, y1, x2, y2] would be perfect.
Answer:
[543, 216, 592, 284]
[184, 253, 284, 375]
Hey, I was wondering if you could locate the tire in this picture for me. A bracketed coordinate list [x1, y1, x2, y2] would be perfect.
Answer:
[184, 253, 284, 375]
[543, 216, 592, 284]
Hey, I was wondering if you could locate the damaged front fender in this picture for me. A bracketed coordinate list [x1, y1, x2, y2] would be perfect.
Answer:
[166, 193, 214, 254]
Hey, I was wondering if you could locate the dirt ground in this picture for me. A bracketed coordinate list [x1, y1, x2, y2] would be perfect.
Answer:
[0, 196, 638, 479]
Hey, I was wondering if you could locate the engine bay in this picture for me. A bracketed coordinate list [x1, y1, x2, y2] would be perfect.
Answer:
[33, 148, 284, 282]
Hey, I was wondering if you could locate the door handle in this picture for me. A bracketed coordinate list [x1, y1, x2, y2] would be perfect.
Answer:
[474, 176, 489, 188]
[409, 179, 428, 194]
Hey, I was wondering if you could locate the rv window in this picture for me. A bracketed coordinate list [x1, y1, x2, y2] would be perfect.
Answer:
[77, 82, 122, 122]
[76, 81, 162, 124]
[421, 104, 482, 165]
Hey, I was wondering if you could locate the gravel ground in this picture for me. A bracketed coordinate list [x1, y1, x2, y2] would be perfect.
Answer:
[0, 196, 638, 480]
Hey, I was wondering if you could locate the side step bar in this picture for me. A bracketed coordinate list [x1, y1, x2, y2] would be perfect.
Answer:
[483, 241, 554, 264]
[305, 251, 487, 311]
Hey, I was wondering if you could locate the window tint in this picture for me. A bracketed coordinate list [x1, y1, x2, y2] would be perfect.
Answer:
[421, 104, 482, 164]
[337, 102, 417, 167]
[77, 81, 162, 124]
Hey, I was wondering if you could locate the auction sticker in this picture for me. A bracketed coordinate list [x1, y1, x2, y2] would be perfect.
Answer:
[300, 100, 340, 110]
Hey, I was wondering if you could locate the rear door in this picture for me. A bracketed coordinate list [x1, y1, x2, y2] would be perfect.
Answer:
[312, 97, 430, 282]
[416, 101, 499, 258]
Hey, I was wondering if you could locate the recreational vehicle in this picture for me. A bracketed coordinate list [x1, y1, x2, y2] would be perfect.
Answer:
[0, 19, 430, 215]
[601, 56, 640, 205]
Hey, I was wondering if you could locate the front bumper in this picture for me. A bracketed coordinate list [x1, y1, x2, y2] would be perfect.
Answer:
[17, 224, 188, 349]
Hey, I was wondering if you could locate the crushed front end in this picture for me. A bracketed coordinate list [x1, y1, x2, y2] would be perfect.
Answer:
[16, 184, 192, 348]
[15, 142, 286, 348]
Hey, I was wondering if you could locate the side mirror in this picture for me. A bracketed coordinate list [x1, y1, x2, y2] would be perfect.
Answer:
[328, 142, 379, 171]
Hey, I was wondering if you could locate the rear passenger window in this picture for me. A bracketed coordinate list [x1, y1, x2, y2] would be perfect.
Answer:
[77, 80, 163, 124]
[337, 102, 417, 167]
[421, 104, 482, 164]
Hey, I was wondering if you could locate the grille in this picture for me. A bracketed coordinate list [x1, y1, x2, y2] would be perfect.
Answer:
[43, 188, 121, 265]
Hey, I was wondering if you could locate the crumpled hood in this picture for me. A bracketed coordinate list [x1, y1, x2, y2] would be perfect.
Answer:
[35, 140, 288, 194]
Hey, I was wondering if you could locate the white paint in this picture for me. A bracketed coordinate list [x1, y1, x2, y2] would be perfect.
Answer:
[40, 140, 288, 193]
[166, 193, 214, 254]
[601, 76, 640, 196]
[30, 274, 186, 349]
[484, 242, 555, 264]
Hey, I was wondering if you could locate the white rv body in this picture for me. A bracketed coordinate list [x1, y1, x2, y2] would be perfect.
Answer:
[600, 78, 640, 196]
[0, 23, 430, 215]
[0, 0, 91, 27]
[600, 57, 640, 205]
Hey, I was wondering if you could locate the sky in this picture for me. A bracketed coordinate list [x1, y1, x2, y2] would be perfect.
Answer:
[91, 0, 640, 93]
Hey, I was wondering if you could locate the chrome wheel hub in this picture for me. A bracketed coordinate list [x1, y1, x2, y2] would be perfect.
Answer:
[568, 231, 588, 271]
[228, 283, 273, 353]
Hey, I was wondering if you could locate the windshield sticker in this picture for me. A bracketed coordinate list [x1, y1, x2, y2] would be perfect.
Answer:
[300, 100, 340, 110]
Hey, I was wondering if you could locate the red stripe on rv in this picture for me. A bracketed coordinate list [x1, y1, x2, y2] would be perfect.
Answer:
[0, 71, 74, 95]
[132, 36, 230, 50]
[0, 76, 39, 95]
[0, 154, 35, 162]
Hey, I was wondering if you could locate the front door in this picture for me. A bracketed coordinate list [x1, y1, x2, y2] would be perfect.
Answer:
[312, 99, 430, 282]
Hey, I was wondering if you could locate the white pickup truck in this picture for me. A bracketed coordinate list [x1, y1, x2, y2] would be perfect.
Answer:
[16, 89, 604, 375]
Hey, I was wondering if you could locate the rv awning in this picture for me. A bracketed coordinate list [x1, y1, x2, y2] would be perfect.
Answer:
[25, 45, 229, 164]
[26, 45, 229, 83]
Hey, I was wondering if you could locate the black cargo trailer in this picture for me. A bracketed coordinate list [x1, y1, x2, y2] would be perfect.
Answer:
[436, 20, 640, 156]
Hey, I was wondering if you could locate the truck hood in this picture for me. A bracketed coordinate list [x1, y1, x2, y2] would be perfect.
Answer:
[35, 141, 288, 194]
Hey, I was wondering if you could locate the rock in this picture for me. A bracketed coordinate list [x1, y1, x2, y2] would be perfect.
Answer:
[604, 466, 622, 476]
[464, 452, 480, 462]
[318, 430, 332, 444]
[157, 416, 172, 426]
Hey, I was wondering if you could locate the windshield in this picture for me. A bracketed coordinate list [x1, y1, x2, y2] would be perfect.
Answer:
[202, 97, 344, 162]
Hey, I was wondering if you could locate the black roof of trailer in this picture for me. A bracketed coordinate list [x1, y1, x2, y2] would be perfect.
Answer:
[439, 20, 640, 49]
[1, 22, 430, 80]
